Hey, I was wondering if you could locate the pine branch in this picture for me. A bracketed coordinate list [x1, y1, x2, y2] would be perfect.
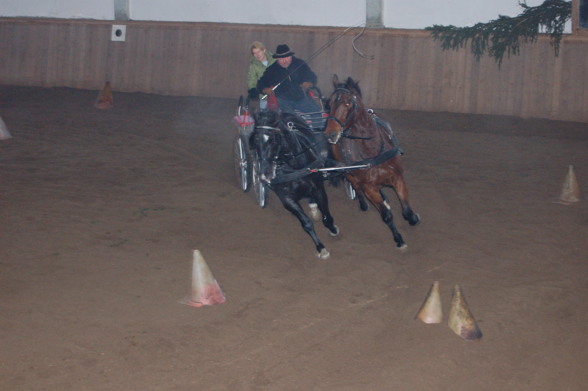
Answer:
[425, 0, 571, 65]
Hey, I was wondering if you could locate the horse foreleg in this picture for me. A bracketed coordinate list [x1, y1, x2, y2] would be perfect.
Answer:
[280, 196, 330, 259]
[363, 187, 406, 250]
[391, 176, 420, 226]
[312, 180, 340, 237]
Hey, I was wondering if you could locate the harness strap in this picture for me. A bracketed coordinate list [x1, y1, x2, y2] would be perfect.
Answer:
[270, 159, 325, 185]
[344, 134, 372, 140]
[268, 125, 329, 185]
[347, 145, 401, 168]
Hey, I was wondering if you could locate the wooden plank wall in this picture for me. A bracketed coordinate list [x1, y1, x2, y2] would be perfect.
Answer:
[1, 18, 587, 123]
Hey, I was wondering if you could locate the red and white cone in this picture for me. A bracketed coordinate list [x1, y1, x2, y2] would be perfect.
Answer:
[179, 250, 225, 308]
[448, 285, 482, 341]
[95, 81, 114, 109]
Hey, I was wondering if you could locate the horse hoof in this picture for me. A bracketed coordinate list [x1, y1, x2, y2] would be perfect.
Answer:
[309, 203, 320, 221]
[409, 213, 421, 226]
[317, 248, 330, 259]
[328, 225, 340, 237]
[397, 244, 408, 252]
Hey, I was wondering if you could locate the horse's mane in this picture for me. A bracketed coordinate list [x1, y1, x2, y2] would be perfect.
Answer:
[341, 76, 362, 98]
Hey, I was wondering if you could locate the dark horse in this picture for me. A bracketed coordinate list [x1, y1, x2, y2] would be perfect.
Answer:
[250, 110, 340, 259]
[325, 75, 420, 250]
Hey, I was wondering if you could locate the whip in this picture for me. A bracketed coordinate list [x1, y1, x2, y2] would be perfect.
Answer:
[261, 21, 373, 100]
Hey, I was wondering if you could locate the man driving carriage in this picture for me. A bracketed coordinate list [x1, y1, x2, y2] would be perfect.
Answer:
[257, 44, 322, 115]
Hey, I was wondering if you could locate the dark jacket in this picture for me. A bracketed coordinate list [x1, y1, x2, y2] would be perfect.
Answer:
[257, 57, 317, 101]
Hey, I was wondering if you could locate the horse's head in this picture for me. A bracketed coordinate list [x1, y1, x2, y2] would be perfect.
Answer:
[325, 75, 363, 144]
[250, 111, 284, 183]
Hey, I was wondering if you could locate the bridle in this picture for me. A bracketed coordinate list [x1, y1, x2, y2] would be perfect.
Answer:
[326, 87, 369, 144]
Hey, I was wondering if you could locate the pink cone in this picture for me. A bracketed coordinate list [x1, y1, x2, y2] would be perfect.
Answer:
[179, 250, 225, 308]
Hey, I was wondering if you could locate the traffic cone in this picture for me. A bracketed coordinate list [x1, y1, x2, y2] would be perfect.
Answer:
[415, 281, 443, 324]
[448, 285, 482, 340]
[179, 250, 226, 308]
[558, 165, 581, 204]
[95, 81, 113, 109]
[0, 115, 11, 140]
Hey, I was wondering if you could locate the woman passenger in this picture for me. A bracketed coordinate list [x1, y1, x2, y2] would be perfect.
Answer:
[247, 41, 275, 111]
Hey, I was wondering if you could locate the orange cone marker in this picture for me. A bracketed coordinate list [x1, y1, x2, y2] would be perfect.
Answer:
[95, 81, 114, 109]
[179, 250, 225, 308]
[558, 165, 581, 204]
[448, 285, 482, 341]
[415, 281, 443, 324]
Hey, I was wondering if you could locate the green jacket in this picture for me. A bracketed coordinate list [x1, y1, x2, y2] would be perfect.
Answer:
[247, 51, 276, 92]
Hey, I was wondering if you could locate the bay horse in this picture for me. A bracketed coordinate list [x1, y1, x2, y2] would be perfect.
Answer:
[325, 75, 420, 250]
[250, 110, 340, 259]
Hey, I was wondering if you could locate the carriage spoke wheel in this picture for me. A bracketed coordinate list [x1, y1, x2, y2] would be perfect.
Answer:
[233, 135, 251, 192]
[252, 153, 267, 208]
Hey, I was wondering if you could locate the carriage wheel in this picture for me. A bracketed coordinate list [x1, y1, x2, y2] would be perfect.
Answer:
[252, 152, 267, 208]
[344, 178, 357, 200]
[233, 134, 251, 192]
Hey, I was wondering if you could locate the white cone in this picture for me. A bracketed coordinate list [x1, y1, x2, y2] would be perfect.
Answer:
[0, 115, 12, 140]
[558, 165, 581, 204]
[448, 285, 482, 341]
[415, 281, 443, 324]
[179, 250, 225, 308]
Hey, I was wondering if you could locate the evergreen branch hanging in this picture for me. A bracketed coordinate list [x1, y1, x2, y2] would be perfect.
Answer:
[425, 0, 571, 65]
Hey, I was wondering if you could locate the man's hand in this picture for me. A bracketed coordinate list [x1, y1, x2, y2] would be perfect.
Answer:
[300, 82, 313, 91]
[262, 87, 275, 95]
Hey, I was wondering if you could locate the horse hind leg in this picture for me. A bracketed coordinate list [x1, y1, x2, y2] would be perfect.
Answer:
[281, 196, 330, 259]
[365, 187, 407, 250]
[391, 176, 420, 226]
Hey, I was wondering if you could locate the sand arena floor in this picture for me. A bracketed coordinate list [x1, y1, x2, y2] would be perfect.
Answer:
[1, 86, 587, 390]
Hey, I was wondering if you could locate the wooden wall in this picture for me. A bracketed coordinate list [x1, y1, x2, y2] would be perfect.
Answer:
[1, 18, 587, 123]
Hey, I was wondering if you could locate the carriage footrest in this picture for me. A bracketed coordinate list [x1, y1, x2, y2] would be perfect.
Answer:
[296, 111, 328, 132]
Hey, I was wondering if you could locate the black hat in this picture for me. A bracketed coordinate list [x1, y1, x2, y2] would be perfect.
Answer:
[273, 44, 295, 58]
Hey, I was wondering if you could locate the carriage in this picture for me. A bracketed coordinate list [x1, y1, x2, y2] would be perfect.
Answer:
[232, 77, 419, 257]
